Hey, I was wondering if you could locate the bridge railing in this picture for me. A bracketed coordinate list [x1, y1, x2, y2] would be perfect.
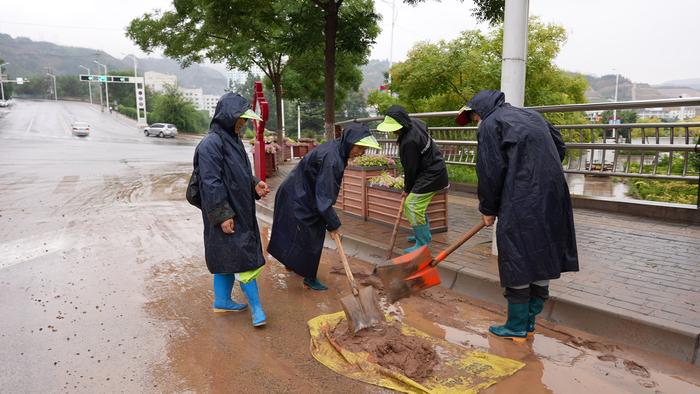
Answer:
[337, 97, 700, 183]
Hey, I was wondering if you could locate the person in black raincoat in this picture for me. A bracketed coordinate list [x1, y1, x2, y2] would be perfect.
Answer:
[196, 92, 271, 327]
[267, 122, 380, 290]
[376, 105, 449, 254]
[455, 90, 579, 341]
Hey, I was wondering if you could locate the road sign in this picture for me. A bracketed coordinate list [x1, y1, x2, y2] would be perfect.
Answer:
[79, 75, 143, 84]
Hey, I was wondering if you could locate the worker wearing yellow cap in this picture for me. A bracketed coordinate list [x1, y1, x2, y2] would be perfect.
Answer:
[268, 122, 381, 290]
[377, 105, 449, 254]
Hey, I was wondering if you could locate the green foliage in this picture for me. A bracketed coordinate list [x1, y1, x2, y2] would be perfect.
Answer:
[55, 75, 89, 99]
[117, 104, 138, 119]
[148, 85, 209, 133]
[599, 110, 637, 124]
[447, 165, 478, 185]
[350, 155, 396, 168]
[627, 179, 698, 205]
[369, 18, 588, 128]
[403, 0, 504, 26]
[13, 75, 50, 98]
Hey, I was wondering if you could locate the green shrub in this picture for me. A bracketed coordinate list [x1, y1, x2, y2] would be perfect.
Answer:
[447, 164, 478, 185]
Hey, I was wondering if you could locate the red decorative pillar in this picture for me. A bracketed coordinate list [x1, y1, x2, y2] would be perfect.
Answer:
[252, 81, 269, 181]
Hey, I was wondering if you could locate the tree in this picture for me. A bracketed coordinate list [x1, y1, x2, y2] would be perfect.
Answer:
[126, 0, 378, 150]
[127, 0, 296, 150]
[0, 58, 14, 98]
[14, 75, 49, 98]
[403, 0, 504, 25]
[149, 85, 209, 133]
[368, 19, 588, 127]
[56, 76, 89, 100]
[285, 0, 379, 139]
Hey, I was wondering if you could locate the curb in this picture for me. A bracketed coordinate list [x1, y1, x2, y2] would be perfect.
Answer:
[255, 201, 700, 366]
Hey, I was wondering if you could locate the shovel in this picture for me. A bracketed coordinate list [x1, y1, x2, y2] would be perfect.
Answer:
[331, 232, 385, 333]
[375, 223, 485, 303]
[386, 195, 407, 259]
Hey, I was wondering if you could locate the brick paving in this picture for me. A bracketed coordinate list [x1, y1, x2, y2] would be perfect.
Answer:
[259, 162, 700, 331]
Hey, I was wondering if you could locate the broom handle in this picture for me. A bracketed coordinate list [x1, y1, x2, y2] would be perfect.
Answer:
[332, 232, 359, 296]
[386, 195, 407, 259]
[431, 223, 486, 267]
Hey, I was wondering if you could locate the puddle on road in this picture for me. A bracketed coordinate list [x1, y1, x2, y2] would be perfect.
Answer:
[143, 224, 700, 393]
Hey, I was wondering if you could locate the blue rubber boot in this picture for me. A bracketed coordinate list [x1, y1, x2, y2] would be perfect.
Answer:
[527, 297, 545, 336]
[489, 302, 529, 342]
[240, 279, 266, 327]
[404, 223, 431, 254]
[212, 274, 248, 312]
[407, 215, 429, 243]
[303, 277, 328, 291]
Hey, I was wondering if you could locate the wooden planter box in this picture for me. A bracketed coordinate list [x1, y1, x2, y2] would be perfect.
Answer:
[366, 186, 448, 233]
[283, 143, 293, 161]
[292, 144, 310, 158]
[334, 165, 396, 217]
[252, 150, 278, 175]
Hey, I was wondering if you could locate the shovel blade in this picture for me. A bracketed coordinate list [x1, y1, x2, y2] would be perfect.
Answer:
[340, 286, 385, 333]
[375, 246, 432, 288]
[385, 265, 443, 303]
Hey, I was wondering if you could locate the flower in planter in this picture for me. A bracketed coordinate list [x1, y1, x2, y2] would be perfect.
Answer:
[368, 172, 405, 191]
[351, 155, 396, 168]
[265, 143, 281, 154]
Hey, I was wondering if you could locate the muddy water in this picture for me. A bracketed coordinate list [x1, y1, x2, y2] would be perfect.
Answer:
[2, 158, 699, 393]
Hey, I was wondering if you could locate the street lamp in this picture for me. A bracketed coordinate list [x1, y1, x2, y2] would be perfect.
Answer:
[94, 60, 110, 112]
[79, 65, 93, 105]
[46, 72, 57, 101]
[0, 62, 9, 101]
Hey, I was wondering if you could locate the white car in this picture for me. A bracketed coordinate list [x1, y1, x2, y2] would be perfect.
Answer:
[144, 123, 178, 138]
[71, 121, 90, 137]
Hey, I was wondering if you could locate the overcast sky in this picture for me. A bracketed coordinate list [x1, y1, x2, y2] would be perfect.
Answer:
[1, 0, 697, 84]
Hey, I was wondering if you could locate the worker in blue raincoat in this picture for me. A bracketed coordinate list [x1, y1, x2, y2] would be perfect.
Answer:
[267, 122, 381, 290]
[196, 92, 271, 327]
[455, 90, 579, 341]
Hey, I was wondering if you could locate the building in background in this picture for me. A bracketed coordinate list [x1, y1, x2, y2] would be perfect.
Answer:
[144, 71, 177, 93]
[202, 94, 219, 116]
[180, 87, 203, 109]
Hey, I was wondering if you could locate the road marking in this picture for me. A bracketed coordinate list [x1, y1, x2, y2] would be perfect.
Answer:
[25, 116, 34, 134]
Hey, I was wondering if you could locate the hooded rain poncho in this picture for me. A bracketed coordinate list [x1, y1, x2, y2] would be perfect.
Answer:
[267, 122, 373, 279]
[196, 93, 265, 274]
[469, 90, 579, 287]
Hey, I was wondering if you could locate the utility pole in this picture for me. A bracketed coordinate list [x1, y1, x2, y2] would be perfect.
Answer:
[0, 62, 8, 101]
[94, 60, 109, 112]
[297, 103, 301, 140]
[124, 54, 146, 126]
[79, 65, 93, 104]
[496, 0, 530, 256]
[46, 72, 57, 101]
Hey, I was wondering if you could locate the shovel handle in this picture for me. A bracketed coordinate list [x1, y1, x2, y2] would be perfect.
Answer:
[386, 195, 407, 259]
[431, 223, 486, 267]
[332, 232, 360, 296]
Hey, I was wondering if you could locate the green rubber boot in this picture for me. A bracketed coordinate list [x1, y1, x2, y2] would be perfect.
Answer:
[489, 302, 529, 342]
[403, 223, 432, 254]
[527, 297, 545, 335]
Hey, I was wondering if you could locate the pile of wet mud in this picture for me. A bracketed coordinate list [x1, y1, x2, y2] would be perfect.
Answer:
[330, 320, 438, 381]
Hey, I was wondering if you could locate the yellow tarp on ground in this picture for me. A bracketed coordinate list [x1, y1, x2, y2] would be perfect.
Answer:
[308, 312, 524, 394]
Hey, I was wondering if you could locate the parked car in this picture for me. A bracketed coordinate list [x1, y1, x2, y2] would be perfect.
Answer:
[71, 121, 90, 137]
[144, 123, 178, 138]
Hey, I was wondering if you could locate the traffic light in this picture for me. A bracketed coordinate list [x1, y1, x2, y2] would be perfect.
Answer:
[112, 76, 129, 83]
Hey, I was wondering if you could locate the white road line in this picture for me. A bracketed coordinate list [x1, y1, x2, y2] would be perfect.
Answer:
[25, 116, 34, 134]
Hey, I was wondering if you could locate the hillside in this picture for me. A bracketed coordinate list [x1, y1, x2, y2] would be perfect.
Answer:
[0, 33, 228, 94]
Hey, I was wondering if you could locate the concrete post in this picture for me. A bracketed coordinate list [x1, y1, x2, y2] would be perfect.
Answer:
[495, 0, 530, 256]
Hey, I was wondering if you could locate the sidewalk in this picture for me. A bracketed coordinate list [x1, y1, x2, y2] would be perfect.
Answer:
[256, 161, 700, 365]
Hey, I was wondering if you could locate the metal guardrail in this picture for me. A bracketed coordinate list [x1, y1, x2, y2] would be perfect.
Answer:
[342, 98, 700, 183]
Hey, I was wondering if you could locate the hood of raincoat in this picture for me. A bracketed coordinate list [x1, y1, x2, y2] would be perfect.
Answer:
[210, 92, 252, 133]
[467, 90, 506, 121]
[385, 105, 413, 132]
[339, 121, 373, 160]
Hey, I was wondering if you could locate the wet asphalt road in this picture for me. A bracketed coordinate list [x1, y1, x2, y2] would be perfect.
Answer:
[1, 100, 699, 393]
